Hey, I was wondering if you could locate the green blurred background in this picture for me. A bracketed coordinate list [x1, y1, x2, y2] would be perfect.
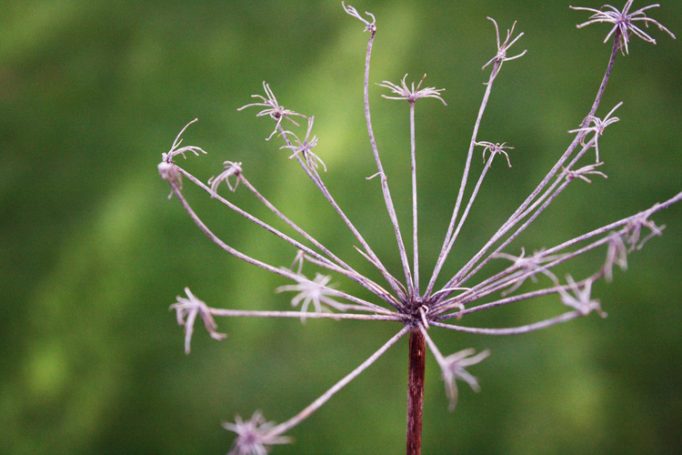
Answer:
[2, 1, 681, 454]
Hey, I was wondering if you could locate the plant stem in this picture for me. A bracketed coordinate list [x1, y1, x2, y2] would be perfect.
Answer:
[410, 102, 419, 295]
[406, 328, 426, 455]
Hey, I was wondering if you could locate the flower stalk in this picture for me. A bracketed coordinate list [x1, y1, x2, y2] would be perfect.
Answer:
[406, 328, 426, 455]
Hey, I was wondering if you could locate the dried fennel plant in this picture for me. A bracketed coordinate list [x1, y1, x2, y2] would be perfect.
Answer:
[158, 2, 679, 454]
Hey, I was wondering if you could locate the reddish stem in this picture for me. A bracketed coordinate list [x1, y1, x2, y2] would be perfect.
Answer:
[406, 328, 426, 455]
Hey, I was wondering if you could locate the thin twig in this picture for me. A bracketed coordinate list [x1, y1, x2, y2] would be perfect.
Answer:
[426, 61, 500, 296]
[275, 122, 407, 301]
[361, 27, 414, 296]
[431, 311, 582, 336]
[410, 102, 420, 295]
[209, 308, 404, 322]
[266, 325, 410, 438]
[439, 38, 621, 300]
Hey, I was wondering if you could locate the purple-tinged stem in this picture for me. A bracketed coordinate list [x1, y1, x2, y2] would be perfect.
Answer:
[209, 308, 403, 322]
[542, 192, 681, 257]
[172, 184, 296, 280]
[239, 174, 398, 306]
[177, 167, 397, 310]
[425, 61, 500, 297]
[406, 328, 426, 455]
[454, 136, 599, 288]
[436, 154, 496, 282]
[441, 39, 620, 297]
[172, 183, 389, 313]
[437, 191, 682, 316]
[275, 123, 406, 300]
[362, 28, 414, 296]
[410, 102, 420, 294]
[438, 283, 584, 320]
[266, 326, 410, 438]
[431, 311, 581, 336]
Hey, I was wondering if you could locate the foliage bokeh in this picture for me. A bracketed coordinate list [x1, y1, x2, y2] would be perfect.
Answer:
[1, 1, 681, 453]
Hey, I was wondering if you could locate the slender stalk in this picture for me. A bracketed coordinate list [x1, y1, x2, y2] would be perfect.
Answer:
[440, 39, 620, 297]
[276, 123, 407, 300]
[267, 325, 410, 438]
[304, 254, 403, 310]
[410, 102, 420, 294]
[239, 174, 352, 271]
[175, 180, 402, 315]
[406, 328, 426, 455]
[542, 193, 682, 256]
[239, 174, 398, 306]
[470, 190, 682, 302]
[209, 308, 403, 322]
[435, 155, 495, 283]
[454, 136, 598, 288]
[457, 177, 573, 288]
[439, 278, 596, 320]
[431, 311, 581, 336]
[435, 235, 612, 315]
[178, 167, 398, 309]
[363, 29, 414, 295]
[172, 184, 297, 281]
[436, 189, 681, 316]
[425, 62, 500, 296]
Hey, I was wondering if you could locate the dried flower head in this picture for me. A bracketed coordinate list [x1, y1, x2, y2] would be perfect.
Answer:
[476, 141, 514, 167]
[276, 273, 348, 318]
[493, 248, 561, 295]
[571, 0, 676, 54]
[420, 326, 491, 412]
[279, 116, 327, 172]
[440, 348, 490, 411]
[624, 213, 665, 251]
[569, 102, 623, 162]
[290, 250, 306, 274]
[238, 82, 306, 141]
[223, 412, 291, 455]
[170, 287, 226, 354]
[208, 161, 243, 197]
[379, 74, 447, 105]
[158, 119, 207, 193]
[159, 2, 680, 452]
[558, 277, 606, 317]
[564, 162, 608, 184]
[603, 233, 629, 281]
[482, 17, 527, 77]
[342, 1, 376, 34]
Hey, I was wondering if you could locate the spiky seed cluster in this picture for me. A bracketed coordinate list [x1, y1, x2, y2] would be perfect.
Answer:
[482, 17, 528, 78]
[158, 118, 207, 194]
[558, 277, 606, 317]
[209, 161, 242, 196]
[237, 82, 306, 140]
[379, 74, 447, 105]
[223, 412, 291, 455]
[569, 102, 623, 162]
[159, 1, 679, 452]
[170, 288, 226, 354]
[280, 116, 327, 172]
[571, 0, 676, 54]
[564, 162, 608, 184]
[477, 141, 514, 167]
[493, 248, 562, 295]
[276, 273, 348, 318]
